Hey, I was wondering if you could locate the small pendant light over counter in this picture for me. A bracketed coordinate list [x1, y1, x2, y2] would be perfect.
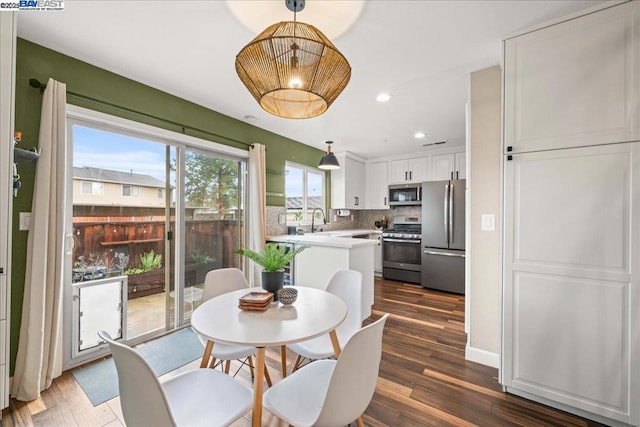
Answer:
[318, 141, 340, 170]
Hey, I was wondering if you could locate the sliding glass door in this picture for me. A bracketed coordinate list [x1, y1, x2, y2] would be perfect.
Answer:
[180, 149, 244, 322]
[63, 107, 246, 368]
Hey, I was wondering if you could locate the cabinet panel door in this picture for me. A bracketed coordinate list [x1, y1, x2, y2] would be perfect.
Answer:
[504, 1, 640, 153]
[455, 152, 466, 179]
[389, 159, 409, 183]
[408, 157, 428, 182]
[431, 154, 454, 181]
[345, 157, 365, 208]
[502, 143, 639, 424]
[367, 162, 388, 209]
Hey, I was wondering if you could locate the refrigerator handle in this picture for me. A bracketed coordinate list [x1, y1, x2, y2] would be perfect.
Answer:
[449, 183, 454, 244]
[444, 183, 449, 244]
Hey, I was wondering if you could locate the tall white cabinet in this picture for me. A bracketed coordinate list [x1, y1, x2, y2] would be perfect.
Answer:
[0, 12, 16, 410]
[502, 2, 640, 425]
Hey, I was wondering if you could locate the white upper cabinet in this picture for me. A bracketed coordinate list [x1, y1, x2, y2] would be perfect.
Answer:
[331, 153, 366, 209]
[389, 157, 428, 184]
[366, 161, 389, 209]
[431, 152, 466, 181]
[504, 1, 640, 154]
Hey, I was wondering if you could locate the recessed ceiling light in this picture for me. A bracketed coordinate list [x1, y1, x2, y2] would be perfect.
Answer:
[414, 132, 425, 139]
[376, 93, 391, 103]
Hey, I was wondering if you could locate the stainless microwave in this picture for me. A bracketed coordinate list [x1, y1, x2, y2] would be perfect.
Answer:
[388, 184, 421, 206]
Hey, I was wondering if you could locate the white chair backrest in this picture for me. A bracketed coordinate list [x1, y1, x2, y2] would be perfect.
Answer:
[315, 313, 389, 426]
[202, 267, 249, 302]
[326, 269, 363, 337]
[97, 331, 175, 427]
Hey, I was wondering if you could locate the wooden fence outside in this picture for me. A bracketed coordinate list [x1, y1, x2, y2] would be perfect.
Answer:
[72, 219, 243, 273]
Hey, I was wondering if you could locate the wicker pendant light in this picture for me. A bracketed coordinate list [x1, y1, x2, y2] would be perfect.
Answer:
[235, 0, 351, 119]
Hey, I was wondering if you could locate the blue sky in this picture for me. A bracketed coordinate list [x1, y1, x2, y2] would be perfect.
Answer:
[285, 164, 323, 197]
[75, 125, 322, 198]
[72, 125, 172, 182]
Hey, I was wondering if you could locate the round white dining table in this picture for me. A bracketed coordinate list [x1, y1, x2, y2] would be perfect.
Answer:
[191, 286, 348, 427]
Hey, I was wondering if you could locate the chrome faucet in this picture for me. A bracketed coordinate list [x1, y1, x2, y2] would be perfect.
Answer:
[311, 208, 327, 233]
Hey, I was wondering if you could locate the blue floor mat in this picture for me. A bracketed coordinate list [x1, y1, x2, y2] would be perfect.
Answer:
[71, 327, 203, 406]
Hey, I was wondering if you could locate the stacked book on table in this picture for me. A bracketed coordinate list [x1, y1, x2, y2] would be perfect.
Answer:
[238, 291, 273, 312]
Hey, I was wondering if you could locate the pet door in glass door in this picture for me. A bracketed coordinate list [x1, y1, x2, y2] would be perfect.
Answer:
[71, 275, 127, 358]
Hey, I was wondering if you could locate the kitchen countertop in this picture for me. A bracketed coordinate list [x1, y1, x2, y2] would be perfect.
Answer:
[267, 229, 381, 249]
[313, 229, 382, 237]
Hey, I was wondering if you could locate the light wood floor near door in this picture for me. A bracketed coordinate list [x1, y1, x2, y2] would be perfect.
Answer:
[2, 278, 605, 426]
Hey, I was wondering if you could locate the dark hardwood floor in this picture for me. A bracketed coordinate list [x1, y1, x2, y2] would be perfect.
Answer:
[2, 277, 606, 426]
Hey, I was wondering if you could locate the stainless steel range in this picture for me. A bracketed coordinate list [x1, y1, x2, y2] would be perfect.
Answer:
[382, 216, 421, 284]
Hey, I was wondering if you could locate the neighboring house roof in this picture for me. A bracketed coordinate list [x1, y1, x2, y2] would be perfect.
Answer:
[285, 196, 323, 209]
[74, 166, 167, 188]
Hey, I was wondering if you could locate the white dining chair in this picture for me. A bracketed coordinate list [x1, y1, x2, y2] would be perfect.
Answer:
[98, 330, 252, 427]
[287, 269, 363, 372]
[200, 267, 272, 385]
[263, 313, 389, 427]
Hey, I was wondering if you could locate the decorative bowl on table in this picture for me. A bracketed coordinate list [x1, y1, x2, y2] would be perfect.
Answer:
[278, 287, 298, 305]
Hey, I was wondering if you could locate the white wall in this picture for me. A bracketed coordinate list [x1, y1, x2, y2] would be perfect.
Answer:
[467, 65, 502, 366]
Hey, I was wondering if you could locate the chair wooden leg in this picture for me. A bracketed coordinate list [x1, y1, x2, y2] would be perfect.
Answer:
[292, 354, 303, 372]
[263, 364, 273, 387]
[224, 360, 231, 374]
[200, 340, 214, 368]
[356, 416, 365, 427]
[280, 345, 287, 378]
[247, 355, 255, 380]
[329, 329, 342, 358]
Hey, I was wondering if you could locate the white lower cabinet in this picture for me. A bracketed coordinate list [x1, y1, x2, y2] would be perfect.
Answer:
[502, 142, 639, 425]
[294, 244, 374, 320]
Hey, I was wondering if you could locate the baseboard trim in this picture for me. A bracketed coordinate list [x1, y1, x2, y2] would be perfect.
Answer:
[465, 345, 500, 368]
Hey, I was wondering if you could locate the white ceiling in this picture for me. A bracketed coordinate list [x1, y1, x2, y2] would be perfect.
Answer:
[17, 0, 604, 160]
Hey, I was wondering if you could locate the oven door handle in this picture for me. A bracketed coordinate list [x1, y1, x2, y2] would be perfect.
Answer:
[423, 250, 466, 258]
[382, 238, 421, 244]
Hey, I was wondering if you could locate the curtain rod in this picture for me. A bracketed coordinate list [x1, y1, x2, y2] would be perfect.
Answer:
[29, 78, 253, 149]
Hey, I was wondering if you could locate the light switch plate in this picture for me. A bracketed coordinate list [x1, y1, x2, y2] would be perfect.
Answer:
[481, 214, 495, 232]
[19, 212, 31, 231]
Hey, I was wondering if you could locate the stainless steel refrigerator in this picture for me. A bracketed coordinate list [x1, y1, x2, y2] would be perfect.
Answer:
[421, 179, 465, 294]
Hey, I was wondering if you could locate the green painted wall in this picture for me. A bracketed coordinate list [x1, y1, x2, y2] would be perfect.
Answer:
[10, 38, 326, 373]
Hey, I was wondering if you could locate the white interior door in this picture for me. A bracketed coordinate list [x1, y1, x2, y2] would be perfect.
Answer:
[502, 142, 639, 424]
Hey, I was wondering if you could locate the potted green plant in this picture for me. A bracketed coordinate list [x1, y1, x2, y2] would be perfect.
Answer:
[237, 243, 307, 300]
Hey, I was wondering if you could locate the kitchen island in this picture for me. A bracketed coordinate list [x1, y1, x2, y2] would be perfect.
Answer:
[268, 230, 379, 320]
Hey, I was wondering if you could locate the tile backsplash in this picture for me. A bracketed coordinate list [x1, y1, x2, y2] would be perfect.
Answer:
[266, 205, 422, 236]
